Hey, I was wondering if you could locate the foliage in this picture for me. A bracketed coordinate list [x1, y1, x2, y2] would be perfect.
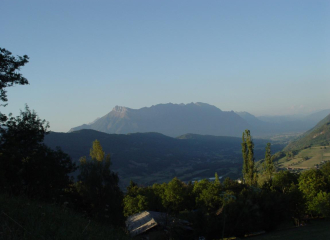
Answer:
[242, 130, 257, 186]
[122, 168, 329, 239]
[163, 177, 187, 214]
[194, 179, 222, 212]
[0, 193, 129, 240]
[0, 48, 29, 104]
[309, 191, 330, 217]
[320, 161, 330, 183]
[75, 140, 124, 226]
[214, 172, 221, 185]
[123, 194, 148, 217]
[0, 105, 49, 149]
[272, 171, 299, 193]
[298, 169, 329, 214]
[263, 143, 275, 181]
[0, 48, 29, 123]
[0, 106, 76, 200]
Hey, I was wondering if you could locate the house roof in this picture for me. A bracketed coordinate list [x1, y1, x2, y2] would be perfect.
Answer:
[126, 211, 168, 236]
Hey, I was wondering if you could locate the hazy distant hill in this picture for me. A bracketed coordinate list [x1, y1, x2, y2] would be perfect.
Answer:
[69, 102, 249, 137]
[305, 109, 330, 123]
[284, 114, 330, 151]
[238, 109, 330, 135]
[44, 130, 285, 186]
[257, 109, 330, 131]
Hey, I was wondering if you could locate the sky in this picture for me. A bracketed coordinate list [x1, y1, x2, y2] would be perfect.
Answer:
[1, 0, 329, 132]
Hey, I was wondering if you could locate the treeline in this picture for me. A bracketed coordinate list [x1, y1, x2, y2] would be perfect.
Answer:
[122, 130, 330, 238]
[123, 162, 330, 239]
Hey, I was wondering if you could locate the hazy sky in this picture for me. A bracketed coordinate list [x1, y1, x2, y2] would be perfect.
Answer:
[1, 0, 329, 132]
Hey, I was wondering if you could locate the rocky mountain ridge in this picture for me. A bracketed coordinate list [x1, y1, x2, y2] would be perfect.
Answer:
[70, 103, 330, 138]
[69, 102, 249, 137]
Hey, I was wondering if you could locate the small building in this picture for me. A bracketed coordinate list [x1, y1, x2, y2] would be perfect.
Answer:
[126, 211, 193, 239]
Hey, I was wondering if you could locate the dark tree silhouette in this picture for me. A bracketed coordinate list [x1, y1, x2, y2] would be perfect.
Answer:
[0, 105, 76, 199]
[0, 48, 29, 121]
[0, 48, 29, 102]
[76, 140, 125, 226]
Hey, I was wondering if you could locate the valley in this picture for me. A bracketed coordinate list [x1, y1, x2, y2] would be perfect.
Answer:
[44, 130, 285, 187]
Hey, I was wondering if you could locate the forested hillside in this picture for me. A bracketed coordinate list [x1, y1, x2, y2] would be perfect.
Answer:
[44, 130, 285, 186]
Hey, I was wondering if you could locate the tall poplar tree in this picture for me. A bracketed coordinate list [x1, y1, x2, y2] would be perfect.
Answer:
[242, 132, 248, 183]
[263, 143, 275, 181]
[241, 130, 257, 186]
[215, 172, 221, 185]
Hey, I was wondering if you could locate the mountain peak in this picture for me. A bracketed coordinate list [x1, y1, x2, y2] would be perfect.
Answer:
[192, 102, 221, 110]
[112, 106, 129, 113]
[69, 102, 247, 137]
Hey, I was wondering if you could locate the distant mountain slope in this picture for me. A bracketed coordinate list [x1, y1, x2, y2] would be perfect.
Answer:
[237, 111, 312, 135]
[305, 109, 330, 123]
[236, 112, 265, 126]
[256, 109, 330, 134]
[284, 114, 330, 151]
[44, 130, 285, 186]
[69, 103, 249, 137]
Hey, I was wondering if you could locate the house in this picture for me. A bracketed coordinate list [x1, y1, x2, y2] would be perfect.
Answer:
[126, 211, 193, 239]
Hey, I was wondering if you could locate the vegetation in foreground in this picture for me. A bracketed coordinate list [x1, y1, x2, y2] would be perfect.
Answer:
[248, 219, 330, 240]
[0, 194, 129, 240]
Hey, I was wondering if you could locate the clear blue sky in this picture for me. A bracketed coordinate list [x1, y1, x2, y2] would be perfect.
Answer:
[1, 0, 329, 132]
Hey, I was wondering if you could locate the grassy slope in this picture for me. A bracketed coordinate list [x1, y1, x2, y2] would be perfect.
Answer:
[270, 114, 330, 171]
[276, 146, 330, 170]
[0, 194, 129, 240]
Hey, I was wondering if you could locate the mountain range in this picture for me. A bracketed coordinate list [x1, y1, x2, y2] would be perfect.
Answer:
[69, 103, 248, 137]
[69, 102, 330, 138]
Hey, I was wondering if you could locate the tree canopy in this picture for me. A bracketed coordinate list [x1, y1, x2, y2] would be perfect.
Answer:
[0, 48, 29, 106]
[76, 140, 125, 226]
[0, 105, 76, 199]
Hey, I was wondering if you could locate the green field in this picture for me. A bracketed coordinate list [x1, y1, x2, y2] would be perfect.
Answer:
[276, 146, 330, 171]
